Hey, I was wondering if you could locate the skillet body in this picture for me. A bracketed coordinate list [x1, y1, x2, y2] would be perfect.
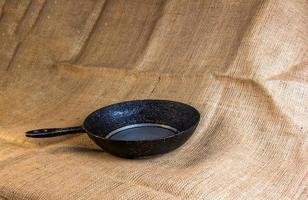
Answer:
[83, 99, 200, 158]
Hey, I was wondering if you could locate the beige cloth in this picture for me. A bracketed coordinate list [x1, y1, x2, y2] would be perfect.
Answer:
[0, 0, 307, 199]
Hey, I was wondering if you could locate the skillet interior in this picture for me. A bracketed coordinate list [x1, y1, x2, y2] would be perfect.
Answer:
[83, 99, 200, 140]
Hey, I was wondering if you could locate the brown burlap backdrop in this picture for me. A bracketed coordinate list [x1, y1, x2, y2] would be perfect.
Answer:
[0, 0, 307, 199]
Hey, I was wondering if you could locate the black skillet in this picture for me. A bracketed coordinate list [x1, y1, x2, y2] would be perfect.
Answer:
[26, 99, 200, 158]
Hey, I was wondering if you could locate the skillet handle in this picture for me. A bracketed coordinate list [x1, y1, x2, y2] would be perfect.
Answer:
[25, 126, 84, 138]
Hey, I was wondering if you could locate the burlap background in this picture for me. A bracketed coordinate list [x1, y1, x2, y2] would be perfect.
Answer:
[0, 0, 307, 199]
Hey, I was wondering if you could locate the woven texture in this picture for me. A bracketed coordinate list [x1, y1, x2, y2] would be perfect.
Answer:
[0, 0, 307, 199]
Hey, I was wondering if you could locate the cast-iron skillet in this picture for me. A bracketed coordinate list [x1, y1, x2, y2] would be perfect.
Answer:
[26, 99, 200, 158]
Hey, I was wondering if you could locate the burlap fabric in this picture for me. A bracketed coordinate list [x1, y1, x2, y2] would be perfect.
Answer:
[0, 0, 307, 199]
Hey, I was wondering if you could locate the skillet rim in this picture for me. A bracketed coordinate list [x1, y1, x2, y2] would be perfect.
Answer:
[82, 99, 200, 142]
